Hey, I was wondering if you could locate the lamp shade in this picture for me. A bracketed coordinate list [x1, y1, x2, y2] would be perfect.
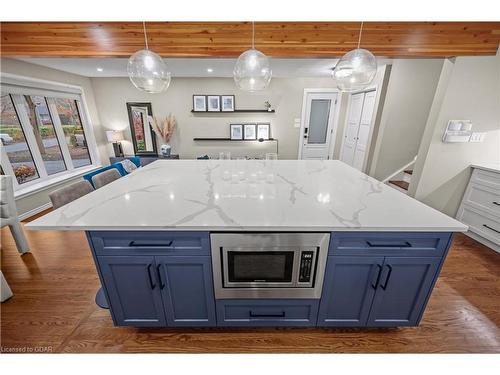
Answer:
[332, 48, 377, 92]
[233, 48, 272, 91]
[127, 49, 171, 94]
[106, 130, 124, 143]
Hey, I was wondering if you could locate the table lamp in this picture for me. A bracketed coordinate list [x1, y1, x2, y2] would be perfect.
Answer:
[106, 130, 124, 157]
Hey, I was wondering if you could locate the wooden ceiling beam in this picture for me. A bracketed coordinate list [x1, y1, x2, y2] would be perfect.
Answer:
[2, 22, 499, 58]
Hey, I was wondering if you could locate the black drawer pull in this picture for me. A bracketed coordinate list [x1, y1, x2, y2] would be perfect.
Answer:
[366, 241, 412, 248]
[249, 311, 285, 318]
[129, 240, 173, 247]
[493, 201, 500, 206]
[483, 224, 500, 234]
[146, 264, 156, 289]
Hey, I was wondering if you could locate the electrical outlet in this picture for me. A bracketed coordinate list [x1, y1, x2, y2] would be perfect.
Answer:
[293, 118, 301, 128]
[470, 132, 486, 142]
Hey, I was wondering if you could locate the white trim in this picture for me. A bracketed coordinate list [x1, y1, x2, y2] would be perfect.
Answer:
[18, 202, 52, 221]
[298, 88, 342, 160]
[0, 73, 83, 95]
[13, 164, 101, 199]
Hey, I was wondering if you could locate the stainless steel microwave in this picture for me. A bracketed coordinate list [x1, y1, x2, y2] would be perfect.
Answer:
[210, 233, 330, 299]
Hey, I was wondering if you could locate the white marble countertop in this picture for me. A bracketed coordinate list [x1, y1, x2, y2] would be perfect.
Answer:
[471, 163, 500, 174]
[26, 160, 467, 232]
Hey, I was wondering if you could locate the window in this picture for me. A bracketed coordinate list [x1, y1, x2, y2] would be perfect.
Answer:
[0, 80, 99, 193]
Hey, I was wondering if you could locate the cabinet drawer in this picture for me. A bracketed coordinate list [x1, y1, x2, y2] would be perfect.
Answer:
[216, 299, 319, 327]
[457, 205, 500, 245]
[463, 182, 500, 217]
[330, 232, 452, 257]
[471, 168, 500, 190]
[89, 231, 210, 256]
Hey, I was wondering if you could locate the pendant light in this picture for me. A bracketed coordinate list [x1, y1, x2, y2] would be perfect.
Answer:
[333, 22, 377, 92]
[127, 22, 171, 94]
[233, 22, 272, 91]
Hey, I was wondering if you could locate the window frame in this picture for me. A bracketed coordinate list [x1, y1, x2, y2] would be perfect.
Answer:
[0, 75, 101, 195]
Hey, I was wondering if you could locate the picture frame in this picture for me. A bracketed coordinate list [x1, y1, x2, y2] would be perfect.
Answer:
[244, 124, 257, 140]
[207, 95, 221, 112]
[230, 124, 243, 140]
[193, 95, 207, 112]
[221, 95, 235, 112]
[257, 123, 270, 140]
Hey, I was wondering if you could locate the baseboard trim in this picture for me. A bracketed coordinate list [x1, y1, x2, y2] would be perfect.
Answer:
[464, 231, 500, 254]
[18, 202, 52, 221]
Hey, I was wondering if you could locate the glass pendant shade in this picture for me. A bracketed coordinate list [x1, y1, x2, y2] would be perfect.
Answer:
[333, 48, 377, 92]
[233, 48, 272, 91]
[127, 49, 171, 94]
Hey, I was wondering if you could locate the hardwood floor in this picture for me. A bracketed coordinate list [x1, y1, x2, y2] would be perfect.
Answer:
[1, 214, 499, 353]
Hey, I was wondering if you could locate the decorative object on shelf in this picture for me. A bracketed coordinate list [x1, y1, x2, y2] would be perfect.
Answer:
[127, 22, 171, 94]
[193, 95, 207, 112]
[257, 123, 270, 140]
[332, 22, 377, 92]
[126, 102, 158, 156]
[244, 124, 257, 140]
[221, 95, 235, 112]
[264, 101, 272, 111]
[207, 95, 221, 112]
[106, 130, 124, 157]
[442, 120, 473, 143]
[230, 124, 243, 140]
[233, 22, 272, 92]
[150, 113, 177, 156]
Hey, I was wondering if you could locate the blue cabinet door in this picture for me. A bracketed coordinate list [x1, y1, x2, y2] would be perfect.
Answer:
[367, 257, 440, 327]
[318, 256, 384, 326]
[98, 256, 166, 327]
[156, 256, 216, 327]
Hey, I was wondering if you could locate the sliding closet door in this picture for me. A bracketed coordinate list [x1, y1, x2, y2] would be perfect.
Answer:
[340, 93, 364, 166]
[352, 90, 377, 170]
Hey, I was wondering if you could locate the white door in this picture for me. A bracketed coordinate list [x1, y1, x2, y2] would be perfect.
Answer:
[299, 92, 338, 160]
[352, 90, 376, 170]
[340, 92, 365, 166]
[340, 89, 377, 171]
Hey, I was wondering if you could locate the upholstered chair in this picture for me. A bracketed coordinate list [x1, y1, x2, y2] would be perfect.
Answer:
[91, 169, 121, 189]
[49, 180, 94, 210]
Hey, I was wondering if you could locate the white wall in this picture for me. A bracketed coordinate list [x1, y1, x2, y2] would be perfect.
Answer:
[1, 58, 108, 217]
[90, 76, 340, 160]
[412, 54, 500, 216]
[369, 59, 444, 180]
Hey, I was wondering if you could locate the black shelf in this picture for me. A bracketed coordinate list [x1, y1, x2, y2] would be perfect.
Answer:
[193, 137, 277, 142]
[191, 109, 275, 113]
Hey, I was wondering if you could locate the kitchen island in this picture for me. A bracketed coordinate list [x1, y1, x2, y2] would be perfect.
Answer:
[27, 160, 467, 328]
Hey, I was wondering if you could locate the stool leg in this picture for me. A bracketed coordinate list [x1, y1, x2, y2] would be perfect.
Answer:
[9, 221, 30, 254]
[1, 271, 13, 302]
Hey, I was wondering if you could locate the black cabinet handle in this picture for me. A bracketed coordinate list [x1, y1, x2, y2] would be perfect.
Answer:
[146, 264, 156, 289]
[371, 264, 383, 289]
[492, 201, 500, 206]
[366, 241, 412, 248]
[157, 264, 165, 289]
[129, 240, 173, 247]
[483, 224, 500, 234]
[249, 311, 285, 318]
[380, 265, 392, 290]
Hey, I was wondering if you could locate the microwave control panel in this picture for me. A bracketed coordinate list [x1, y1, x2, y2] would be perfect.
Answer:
[299, 251, 314, 283]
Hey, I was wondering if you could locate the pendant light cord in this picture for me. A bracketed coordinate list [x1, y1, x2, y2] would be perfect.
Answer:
[252, 21, 255, 49]
[357, 21, 363, 49]
[143, 21, 149, 50]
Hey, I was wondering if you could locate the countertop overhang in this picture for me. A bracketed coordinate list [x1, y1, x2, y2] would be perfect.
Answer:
[26, 160, 468, 232]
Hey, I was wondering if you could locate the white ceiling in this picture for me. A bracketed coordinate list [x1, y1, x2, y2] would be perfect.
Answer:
[16, 57, 391, 79]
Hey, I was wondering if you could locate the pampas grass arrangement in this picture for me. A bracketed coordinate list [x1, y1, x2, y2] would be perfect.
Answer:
[150, 114, 177, 143]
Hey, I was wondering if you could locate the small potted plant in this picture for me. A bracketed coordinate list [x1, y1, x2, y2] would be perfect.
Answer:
[264, 101, 272, 112]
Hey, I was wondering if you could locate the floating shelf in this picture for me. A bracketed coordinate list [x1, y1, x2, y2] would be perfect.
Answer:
[193, 137, 277, 142]
[191, 109, 275, 114]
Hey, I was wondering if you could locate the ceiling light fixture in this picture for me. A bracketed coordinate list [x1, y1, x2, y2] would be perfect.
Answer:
[127, 22, 171, 94]
[96, 67, 104, 72]
[207, 68, 214, 73]
[233, 21, 272, 92]
[332, 22, 377, 92]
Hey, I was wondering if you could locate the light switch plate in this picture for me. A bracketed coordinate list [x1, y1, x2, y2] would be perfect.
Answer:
[293, 118, 301, 128]
[470, 132, 486, 142]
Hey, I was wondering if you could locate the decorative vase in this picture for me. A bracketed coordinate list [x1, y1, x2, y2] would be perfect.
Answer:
[160, 144, 171, 156]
